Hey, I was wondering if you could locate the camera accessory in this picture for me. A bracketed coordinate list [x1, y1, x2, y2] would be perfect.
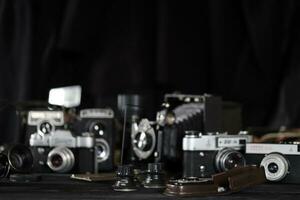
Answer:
[142, 163, 166, 189]
[112, 165, 139, 192]
[182, 131, 252, 178]
[0, 144, 33, 179]
[48, 85, 82, 108]
[164, 166, 266, 197]
[246, 143, 300, 183]
[6, 144, 33, 173]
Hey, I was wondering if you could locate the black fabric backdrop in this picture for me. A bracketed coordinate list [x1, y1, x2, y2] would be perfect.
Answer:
[0, 0, 299, 143]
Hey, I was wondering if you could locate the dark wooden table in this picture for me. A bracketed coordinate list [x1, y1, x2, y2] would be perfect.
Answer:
[0, 174, 299, 200]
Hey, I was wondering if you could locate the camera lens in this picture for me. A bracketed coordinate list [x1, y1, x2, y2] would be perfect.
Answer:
[134, 131, 153, 152]
[89, 121, 105, 136]
[39, 122, 53, 135]
[10, 154, 24, 169]
[268, 162, 279, 174]
[260, 153, 289, 182]
[7, 145, 33, 173]
[215, 148, 246, 172]
[47, 147, 75, 173]
[95, 139, 110, 163]
[50, 155, 63, 168]
[131, 119, 156, 160]
[0, 154, 10, 178]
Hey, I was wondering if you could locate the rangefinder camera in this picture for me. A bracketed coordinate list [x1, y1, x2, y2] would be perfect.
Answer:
[246, 142, 300, 183]
[28, 110, 96, 174]
[29, 129, 96, 174]
[182, 131, 252, 178]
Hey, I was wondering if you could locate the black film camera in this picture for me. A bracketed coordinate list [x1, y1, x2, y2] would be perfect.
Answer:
[246, 142, 300, 183]
[29, 130, 96, 174]
[155, 94, 223, 173]
[182, 131, 252, 178]
[73, 108, 115, 171]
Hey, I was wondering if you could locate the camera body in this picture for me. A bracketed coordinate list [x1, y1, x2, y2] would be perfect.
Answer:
[73, 108, 115, 171]
[182, 132, 252, 178]
[156, 94, 223, 162]
[29, 129, 95, 174]
[246, 143, 300, 183]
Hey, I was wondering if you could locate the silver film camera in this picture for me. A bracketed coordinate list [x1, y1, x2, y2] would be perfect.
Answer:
[28, 110, 96, 174]
[246, 143, 300, 183]
[182, 131, 252, 178]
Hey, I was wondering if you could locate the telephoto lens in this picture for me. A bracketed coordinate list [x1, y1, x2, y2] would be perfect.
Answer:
[112, 165, 139, 192]
[142, 163, 166, 189]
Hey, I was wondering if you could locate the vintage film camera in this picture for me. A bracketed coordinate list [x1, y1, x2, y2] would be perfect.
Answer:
[182, 131, 252, 178]
[127, 94, 223, 171]
[246, 142, 300, 183]
[26, 86, 115, 173]
[28, 110, 96, 174]
[156, 94, 223, 162]
[72, 108, 115, 171]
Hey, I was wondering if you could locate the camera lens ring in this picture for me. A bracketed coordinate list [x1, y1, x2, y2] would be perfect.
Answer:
[215, 148, 246, 172]
[260, 153, 289, 182]
[47, 147, 75, 173]
[131, 119, 156, 160]
[95, 138, 110, 163]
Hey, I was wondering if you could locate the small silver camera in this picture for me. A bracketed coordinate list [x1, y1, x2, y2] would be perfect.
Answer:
[246, 143, 300, 183]
[29, 129, 96, 174]
[182, 131, 252, 178]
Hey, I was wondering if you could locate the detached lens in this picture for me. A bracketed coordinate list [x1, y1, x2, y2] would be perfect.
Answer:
[0, 154, 10, 178]
[7, 145, 33, 173]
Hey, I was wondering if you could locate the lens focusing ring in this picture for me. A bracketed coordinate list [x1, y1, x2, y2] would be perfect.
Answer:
[47, 147, 75, 173]
[215, 148, 246, 172]
[260, 153, 289, 182]
[95, 139, 110, 163]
